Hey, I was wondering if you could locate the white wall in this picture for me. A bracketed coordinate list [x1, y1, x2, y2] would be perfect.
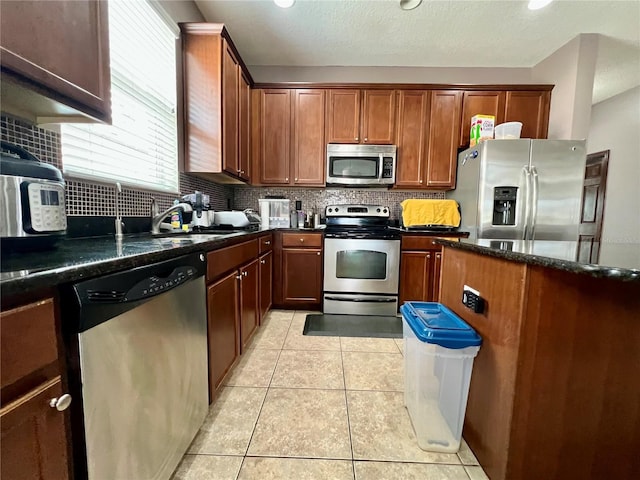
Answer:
[532, 34, 599, 140]
[158, 0, 205, 22]
[248, 65, 532, 85]
[587, 85, 640, 243]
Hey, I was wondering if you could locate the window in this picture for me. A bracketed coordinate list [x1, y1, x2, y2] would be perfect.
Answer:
[61, 0, 179, 193]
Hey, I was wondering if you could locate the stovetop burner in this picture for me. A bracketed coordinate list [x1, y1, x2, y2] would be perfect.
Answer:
[324, 204, 399, 240]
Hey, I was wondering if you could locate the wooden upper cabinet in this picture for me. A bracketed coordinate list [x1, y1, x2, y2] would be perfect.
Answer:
[260, 90, 292, 184]
[395, 90, 430, 187]
[292, 89, 326, 185]
[238, 70, 251, 181]
[426, 91, 462, 188]
[222, 42, 240, 177]
[504, 90, 551, 139]
[181, 24, 252, 182]
[459, 91, 506, 147]
[361, 90, 396, 144]
[326, 90, 361, 143]
[0, 0, 111, 123]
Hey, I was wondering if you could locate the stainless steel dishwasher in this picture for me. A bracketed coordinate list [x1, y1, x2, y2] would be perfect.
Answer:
[70, 252, 208, 480]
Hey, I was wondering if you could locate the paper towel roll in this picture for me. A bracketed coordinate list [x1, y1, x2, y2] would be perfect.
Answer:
[260, 201, 270, 229]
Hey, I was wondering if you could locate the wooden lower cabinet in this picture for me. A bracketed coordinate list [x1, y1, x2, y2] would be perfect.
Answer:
[259, 251, 273, 321]
[399, 251, 435, 304]
[1, 377, 69, 480]
[282, 248, 323, 306]
[239, 259, 259, 349]
[399, 236, 444, 304]
[0, 298, 70, 480]
[206, 271, 240, 394]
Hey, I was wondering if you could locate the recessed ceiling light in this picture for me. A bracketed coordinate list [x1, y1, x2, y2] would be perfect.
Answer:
[274, 0, 295, 8]
[400, 0, 422, 10]
[528, 0, 554, 10]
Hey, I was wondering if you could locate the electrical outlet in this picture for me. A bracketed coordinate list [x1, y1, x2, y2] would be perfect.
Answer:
[462, 285, 485, 314]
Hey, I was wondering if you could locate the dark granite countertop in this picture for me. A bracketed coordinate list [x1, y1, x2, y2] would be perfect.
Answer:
[435, 238, 640, 282]
[0, 229, 277, 299]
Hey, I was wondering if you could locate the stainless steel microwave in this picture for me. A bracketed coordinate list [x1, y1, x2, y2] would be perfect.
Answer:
[326, 144, 397, 186]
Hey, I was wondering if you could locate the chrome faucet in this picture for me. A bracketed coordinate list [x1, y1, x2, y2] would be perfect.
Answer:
[150, 199, 193, 234]
[115, 182, 124, 238]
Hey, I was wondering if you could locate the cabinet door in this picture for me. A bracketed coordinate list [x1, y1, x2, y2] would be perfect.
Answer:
[362, 90, 396, 144]
[222, 41, 240, 177]
[292, 89, 326, 185]
[260, 90, 292, 184]
[432, 250, 443, 302]
[399, 251, 433, 305]
[1, 377, 70, 480]
[238, 69, 251, 181]
[240, 259, 259, 350]
[395, 91, 430, 187]
[504, 90, 551, 139]
[0, 0, 111, 122]
[282, 248, 323, 305]
[326, 90, 360, 143]
[259, 251, 273, 322]
[426, 91, 463, 189]
[207, 272, 240, 396]
[459, 91, 506, 147]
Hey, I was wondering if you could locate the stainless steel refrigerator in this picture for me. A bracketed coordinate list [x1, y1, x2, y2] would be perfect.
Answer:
[448, 139, 586, 240]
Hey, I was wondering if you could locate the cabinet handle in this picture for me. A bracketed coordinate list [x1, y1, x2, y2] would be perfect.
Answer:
[355, 136, 359, 141]
[427, 253, 431, 258]
[436, 253, 441, 259]
[49, 394, 72, 412]
[295, 178, 298, 181]
[264, 241, 271, 245]
[299, 238, 304, 243]
[236, 275, 242, 280]
[261, 260, 266, 264]
[240, 170, 245, 174]
[317, 252, 321, 256]
[364, 138, 368, 142]
[285, 177, 289, 182]
[419, 180, 423, 184]
[242, 271, 248, 277]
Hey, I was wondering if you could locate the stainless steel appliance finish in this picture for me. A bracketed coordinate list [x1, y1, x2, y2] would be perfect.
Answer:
[1, 141, 66, 245]
[323, 204, 401, 316]
[72, 253, 208, 480]
[326, 144, 397, 186]
[450, 139, 587, 240]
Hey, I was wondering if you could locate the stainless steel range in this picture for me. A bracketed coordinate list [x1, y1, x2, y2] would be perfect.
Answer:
[323, 204, 401, 316]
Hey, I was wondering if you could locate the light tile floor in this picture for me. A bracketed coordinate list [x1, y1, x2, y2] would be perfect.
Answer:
[172, 310, 489, 480]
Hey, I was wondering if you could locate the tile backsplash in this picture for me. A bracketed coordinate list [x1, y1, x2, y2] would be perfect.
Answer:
[234, 187, 444, 220]
[2, 113, 447, 226]
[1, 114, 233, 217]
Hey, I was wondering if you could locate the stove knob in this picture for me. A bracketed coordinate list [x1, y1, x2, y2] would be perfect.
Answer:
[376, 208, 381, 213]
[383, 208, 388, 214]
[335, 207, 339, 212]
[328, 208, 333, 213]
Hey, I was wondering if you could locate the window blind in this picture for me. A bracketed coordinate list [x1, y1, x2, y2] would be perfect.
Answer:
[61, 0, 179, 193]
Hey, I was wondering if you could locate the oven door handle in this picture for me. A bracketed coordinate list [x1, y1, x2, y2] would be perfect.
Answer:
[325, 296, 397, 303]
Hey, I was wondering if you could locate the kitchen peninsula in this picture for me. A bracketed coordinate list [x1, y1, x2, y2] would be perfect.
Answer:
[435, 238, 640, 480]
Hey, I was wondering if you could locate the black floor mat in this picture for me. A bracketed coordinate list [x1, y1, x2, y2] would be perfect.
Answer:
[303, 314, 403, 338]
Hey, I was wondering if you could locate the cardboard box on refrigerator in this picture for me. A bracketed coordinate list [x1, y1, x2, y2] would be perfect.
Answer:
[470, 115, 495, 147]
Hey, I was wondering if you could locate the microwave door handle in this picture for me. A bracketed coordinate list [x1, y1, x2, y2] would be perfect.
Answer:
[378, 154, 383, 182]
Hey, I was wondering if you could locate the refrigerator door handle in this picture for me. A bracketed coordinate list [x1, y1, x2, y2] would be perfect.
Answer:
[530, 166, 540, 239]
[522, 166, 532, 240]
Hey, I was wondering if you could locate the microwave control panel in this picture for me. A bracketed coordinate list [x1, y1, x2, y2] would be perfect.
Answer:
[382, 157, 394, 178]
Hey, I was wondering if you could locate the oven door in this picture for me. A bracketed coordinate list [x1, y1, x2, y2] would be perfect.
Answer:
[323, 238, 400, 294]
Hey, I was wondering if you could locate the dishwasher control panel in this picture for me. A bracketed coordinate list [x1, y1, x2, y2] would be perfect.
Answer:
[126, 266, 197, 302]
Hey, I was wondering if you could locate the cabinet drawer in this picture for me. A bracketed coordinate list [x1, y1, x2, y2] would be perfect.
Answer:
[1, 299, 59, 390]
[259, 234, 273, 253]
[282, 232, 323, 248]
[207, 239, 259, 282]
[401, 236, 442, 251]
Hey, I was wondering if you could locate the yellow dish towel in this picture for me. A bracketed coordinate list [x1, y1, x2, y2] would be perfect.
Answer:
[401, 199, 461, 227]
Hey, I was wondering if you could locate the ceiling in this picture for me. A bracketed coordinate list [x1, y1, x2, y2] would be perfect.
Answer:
[195, 0, 640, 104]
